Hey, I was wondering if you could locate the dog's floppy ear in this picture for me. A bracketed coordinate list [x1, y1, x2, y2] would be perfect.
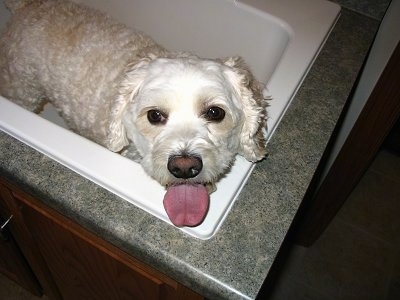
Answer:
[106, 58, 151, 152]
[221, 56, 268, 162]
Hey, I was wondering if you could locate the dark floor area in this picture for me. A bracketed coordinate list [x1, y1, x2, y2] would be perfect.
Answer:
[270, 149, 400, 300]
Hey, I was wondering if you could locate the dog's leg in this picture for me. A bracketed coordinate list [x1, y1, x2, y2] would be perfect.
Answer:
[0, 69, 46, 113]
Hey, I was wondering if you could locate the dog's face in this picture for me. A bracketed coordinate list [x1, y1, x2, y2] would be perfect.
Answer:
[118, 57, 268, 188]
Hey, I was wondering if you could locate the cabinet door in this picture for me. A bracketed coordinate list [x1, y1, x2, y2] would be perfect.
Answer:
[20, 202, 168, 300]
[12, 190, 202, 300]
[0, 216, 42, 296]
[0, 187, 42, 296]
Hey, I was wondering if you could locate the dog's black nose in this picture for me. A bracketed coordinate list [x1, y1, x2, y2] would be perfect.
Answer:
[168, 155, 203, 179]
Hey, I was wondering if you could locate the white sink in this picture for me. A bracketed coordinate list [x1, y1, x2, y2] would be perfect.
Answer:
[0, 0, 340, 239]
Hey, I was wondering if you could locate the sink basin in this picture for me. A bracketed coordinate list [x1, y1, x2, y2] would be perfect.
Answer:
[0, 0, 340, 239]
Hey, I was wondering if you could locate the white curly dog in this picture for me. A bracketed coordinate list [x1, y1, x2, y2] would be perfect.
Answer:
[0, 0, 268, 226]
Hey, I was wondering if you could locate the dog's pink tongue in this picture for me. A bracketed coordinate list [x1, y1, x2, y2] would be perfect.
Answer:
[163, 184, 209, 227]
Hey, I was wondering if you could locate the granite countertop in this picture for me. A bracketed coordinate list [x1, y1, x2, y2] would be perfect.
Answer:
[0, 4, 382, 300]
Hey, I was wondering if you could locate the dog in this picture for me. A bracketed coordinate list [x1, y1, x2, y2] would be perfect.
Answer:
[0, 0, 268, 226]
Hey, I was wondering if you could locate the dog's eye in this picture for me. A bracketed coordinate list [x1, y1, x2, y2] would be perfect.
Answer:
[204, 106, 225, 122]
[147, 109, 167, 124]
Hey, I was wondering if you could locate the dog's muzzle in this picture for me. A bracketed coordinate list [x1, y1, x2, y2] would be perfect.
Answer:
[167, 155, 203, 179]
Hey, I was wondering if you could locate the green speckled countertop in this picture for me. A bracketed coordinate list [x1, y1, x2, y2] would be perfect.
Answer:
[0, 3, 384, 300]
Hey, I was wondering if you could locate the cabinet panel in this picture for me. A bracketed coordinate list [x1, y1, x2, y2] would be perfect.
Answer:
[0, 186, 42, 296]
[0, 184, 62, 299]
[0, 218, 42, 296]
[21, 203, 165, 300]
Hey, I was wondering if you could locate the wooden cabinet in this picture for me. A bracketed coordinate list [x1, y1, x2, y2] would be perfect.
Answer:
[0, 178, 203, 300]
[0, 196, 41, 296]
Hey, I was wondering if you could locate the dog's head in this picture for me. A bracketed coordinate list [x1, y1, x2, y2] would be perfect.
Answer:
[108, 56, 268, 226]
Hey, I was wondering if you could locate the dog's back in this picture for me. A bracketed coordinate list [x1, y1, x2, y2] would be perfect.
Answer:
[0, 0, 165, 147]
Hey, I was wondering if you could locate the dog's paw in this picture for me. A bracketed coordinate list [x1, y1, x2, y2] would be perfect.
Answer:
[120, 144, 142, 162]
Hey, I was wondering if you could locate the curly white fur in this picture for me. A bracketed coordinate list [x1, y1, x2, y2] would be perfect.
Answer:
[0, 0, 268, 188]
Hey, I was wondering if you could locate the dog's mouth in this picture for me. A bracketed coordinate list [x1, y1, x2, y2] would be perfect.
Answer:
[163, 183, 209, 227]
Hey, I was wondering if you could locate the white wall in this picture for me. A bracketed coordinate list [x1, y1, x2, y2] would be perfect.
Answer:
[322, 0, 400, 178]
